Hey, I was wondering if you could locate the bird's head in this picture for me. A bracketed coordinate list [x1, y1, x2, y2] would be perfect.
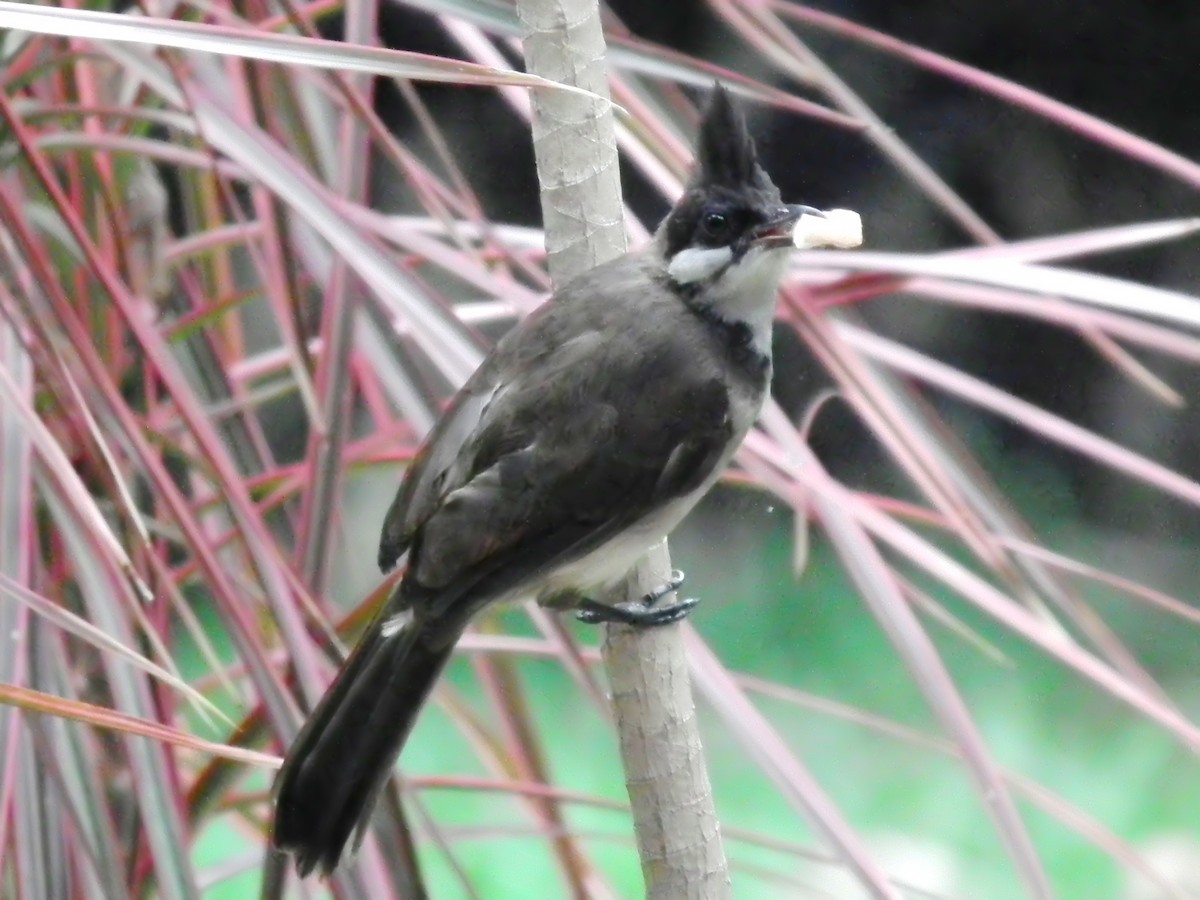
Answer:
[656, 86, 817, 347]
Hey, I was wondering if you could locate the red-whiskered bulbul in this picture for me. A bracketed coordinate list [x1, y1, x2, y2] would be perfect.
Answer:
[272, 84, 819, 876]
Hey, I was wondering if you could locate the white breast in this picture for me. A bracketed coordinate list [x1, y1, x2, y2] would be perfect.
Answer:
[536, 497, 695, 602]
[705, 246, 789, 356]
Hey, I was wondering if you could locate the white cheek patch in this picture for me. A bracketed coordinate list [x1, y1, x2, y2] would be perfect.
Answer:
[667, 245, 733, 285]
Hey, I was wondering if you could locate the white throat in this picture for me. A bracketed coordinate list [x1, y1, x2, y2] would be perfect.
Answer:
[669, 244, 788, 354]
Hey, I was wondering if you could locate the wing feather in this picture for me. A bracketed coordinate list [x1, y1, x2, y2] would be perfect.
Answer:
[377, 254, 746, 622]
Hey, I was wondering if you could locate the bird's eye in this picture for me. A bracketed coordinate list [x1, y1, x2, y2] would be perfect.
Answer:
[701, 212, 730, 239]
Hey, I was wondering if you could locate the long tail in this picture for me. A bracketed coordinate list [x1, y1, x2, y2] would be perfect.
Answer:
[271, 611, 456, 876]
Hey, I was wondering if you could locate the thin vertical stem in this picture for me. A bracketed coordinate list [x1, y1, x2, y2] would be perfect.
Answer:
[515, 0, 732, 895]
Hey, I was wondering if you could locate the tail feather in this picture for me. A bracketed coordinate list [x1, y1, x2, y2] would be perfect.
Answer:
[271, 614, 456, 876]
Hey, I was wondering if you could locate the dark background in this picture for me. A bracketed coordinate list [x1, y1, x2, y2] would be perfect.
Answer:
[366, 1, 1200, 548]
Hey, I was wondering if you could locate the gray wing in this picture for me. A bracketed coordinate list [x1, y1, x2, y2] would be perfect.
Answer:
[377, 282, 736, 623]
[376, 308, 605, 572]
[376, 370, 502, 572]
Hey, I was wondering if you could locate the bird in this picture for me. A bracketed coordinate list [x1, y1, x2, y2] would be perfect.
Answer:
[271, 83, 819, 877]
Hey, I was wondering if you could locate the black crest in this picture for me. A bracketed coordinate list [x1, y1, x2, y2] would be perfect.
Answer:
[693, 84, 777, 197]
[658, 84, 783, 259]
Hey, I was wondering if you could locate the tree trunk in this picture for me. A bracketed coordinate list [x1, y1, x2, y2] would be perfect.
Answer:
[516, 1, 732, 896]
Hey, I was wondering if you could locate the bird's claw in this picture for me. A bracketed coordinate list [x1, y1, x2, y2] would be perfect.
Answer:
[575, 570, 697, 626]
[575, 597, 698, 626]
[647, 569, 686, 604]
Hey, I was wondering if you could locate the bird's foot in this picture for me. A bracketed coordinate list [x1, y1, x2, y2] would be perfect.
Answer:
[575, 570, 697, 627]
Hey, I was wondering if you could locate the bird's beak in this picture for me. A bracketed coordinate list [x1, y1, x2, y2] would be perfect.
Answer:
[751, 205, 825, 249]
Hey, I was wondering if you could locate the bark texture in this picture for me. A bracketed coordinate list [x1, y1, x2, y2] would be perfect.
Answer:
[519, 0, 625, 284]
[516, 1, 732, 896]
[603, 545, 732, 899]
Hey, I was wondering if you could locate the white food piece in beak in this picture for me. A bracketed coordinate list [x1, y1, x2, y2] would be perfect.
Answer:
[792, 208, 863, 250]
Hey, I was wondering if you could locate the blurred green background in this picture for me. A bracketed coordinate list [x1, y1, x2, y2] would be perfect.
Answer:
[187, 422, 1200, 898]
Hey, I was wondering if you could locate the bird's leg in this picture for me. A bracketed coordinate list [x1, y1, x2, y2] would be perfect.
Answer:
[575, 570, 698, 626]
